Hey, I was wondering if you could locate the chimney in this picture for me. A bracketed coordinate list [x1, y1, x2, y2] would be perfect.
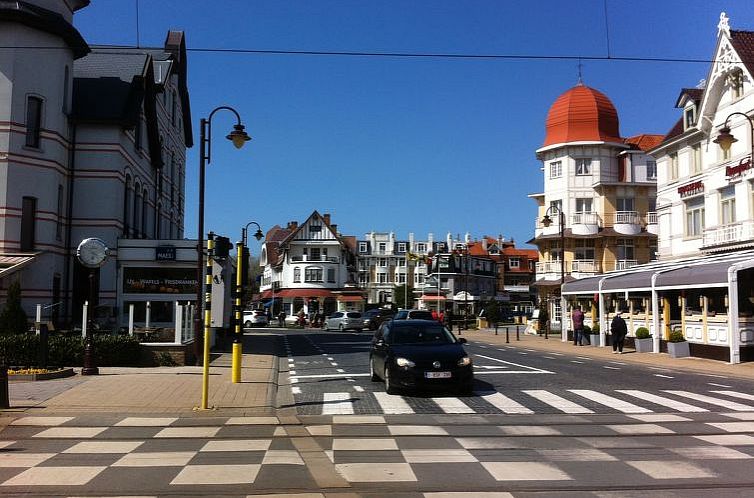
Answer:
[331, 224, 337, 234]
[482, 238, 488, 251]
[323, 213, 331, 225]
[288, 221, 298, 230]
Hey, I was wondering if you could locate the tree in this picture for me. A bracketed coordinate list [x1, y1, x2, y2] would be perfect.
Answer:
[392, 284, 414, 310]
[482, 300, 503, 325]
[0, 280, 28, 334]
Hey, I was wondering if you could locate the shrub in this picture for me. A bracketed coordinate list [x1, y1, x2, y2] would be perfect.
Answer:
[591, 323, 600, 334]
[635, 327, 651, 339]
[0, 281, 29, 335]
[0, 333, 141, 367]
[582, 324, 592, 334]
[668, 329, 686, 343]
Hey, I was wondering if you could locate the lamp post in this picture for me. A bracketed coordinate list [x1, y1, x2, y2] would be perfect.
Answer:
[541, 205, 566, 341]
[194, 106, 251, 366]
[713, 111, 754, 162]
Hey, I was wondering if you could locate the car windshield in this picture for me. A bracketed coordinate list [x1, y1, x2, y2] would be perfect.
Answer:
[390, 325, 456, 345]
[394, 311, 408, 319]
[346, 312, 361, 318]
[409, 311, 434, 320]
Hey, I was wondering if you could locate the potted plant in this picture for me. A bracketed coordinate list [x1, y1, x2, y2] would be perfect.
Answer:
[634, 327, 653, 353]
[589, 322, 601, 347]
[667, 328, 689, 358]
[581, 324, 592, 345]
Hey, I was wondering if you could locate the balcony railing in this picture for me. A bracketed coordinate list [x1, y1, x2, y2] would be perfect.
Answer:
[536, 261, 563, 275]
[702, 221, 754, 249]
[290, 255, 340, 263]
[646, 212, 658, 225]
[571, 259, 600, 274]
[610, 260, 638, 271]
[612, 211, 640, 225]
[570, 212, 601, 227]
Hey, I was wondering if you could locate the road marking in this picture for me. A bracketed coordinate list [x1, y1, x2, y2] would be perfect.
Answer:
[292, 386, 301, 394]
[523, 390, 593, 414]
[289, 370, 297, 375]
[336, 369, 345, 373]
[475, 365, 509, 370]
[290, 373, 370, 380]
[569, 390, 652, 414]
[373, 392, 414, 414]
[708, 383, 733, 388]
[322, 393, 355, 415]
[331, 362, 339, 366]
[617, 390, 708, 413]
[474, 354, 553, 374]
[571, 361, 584, 364]
[478, 392, 533, 414]
[543, 356, 555, 359]
[518, 352, 528, 355]
[353, 386, 364, 392]
[654, 374, 674, 379]
[603, 366, 619, 370]
[710, 391, 754, 402]
[664, 391, 754, 411]
[432, 397, 474, 414]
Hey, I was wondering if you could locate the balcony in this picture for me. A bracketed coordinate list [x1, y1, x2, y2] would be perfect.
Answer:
[570, 212, 601, 236]
[571, 259, 600, 277]
[646, 211, 658, 235]
[611, 211, 641, 235]
[290, 255, 340, 263]
[503, 284, 531, 293]
[607, 260, 638, 271]
[702, 221, 754, 252]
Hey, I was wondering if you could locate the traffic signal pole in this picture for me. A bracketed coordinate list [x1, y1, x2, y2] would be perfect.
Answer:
[199, 232, 215, 410]
[231, 240, 244, 383]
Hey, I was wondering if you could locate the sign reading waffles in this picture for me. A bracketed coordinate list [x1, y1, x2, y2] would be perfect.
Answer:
[677, 180, 704, 198]
[725, 156, 752, 180]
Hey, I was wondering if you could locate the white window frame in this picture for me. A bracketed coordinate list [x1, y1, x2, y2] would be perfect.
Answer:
[575, 158, 591, 175]
[646, 160, 657, 180]
[549, 161, 562, 178]
[720, 186, 736, 226]
[684, 197, 705, 238]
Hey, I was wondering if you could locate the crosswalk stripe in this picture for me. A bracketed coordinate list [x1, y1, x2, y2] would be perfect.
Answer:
[478, 392, 533, 414]
[373, 392, 415, 414]
[568, 390, 652, 413]
[322, 393, 354, 415]
[616, 390, 708, 413]
[710, 390, 754, 402]
[431, 397, 474, 414]
[522, 390, 593, 414]
[664, 391, 754, 411]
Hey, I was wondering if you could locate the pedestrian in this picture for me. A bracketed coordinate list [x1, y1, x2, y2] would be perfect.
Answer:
[278, 311, 285, 327]
[431, 309, 439, 322]
[438, 309, 445, 324]
[610, 313, 628, 354]
[572, 305, 585, 346]
[445, 309, 454, 329]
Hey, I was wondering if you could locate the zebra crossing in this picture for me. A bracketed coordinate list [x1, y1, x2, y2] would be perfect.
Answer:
[296, 387, 754, 416]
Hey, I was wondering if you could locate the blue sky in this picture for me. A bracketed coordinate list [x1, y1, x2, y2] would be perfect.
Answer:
[73, 1, 752, 252]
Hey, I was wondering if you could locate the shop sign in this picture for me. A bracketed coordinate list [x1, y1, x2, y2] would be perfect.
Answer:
[678, 180, 704, 198]
[155, 245, 176, 261]
[123, 267, 197, 294]
[725, 156, 752, 180]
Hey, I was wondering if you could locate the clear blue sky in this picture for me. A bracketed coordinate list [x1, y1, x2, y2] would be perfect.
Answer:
[73, 1, 751, 252]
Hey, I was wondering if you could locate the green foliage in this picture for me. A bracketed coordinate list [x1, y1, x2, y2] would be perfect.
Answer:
[591, 323, 600, 334]
[392, 284, 415, 310]
[0, 281, 29, 335]
[157, 351, 178, 366]
[668, 329, 686, 343]
[482, 301, 502, 324]
[0, 333, 141, 367]
[582, 324, 592, 334]
[635, 327, 651, 339]
[537, 307, 549, 324]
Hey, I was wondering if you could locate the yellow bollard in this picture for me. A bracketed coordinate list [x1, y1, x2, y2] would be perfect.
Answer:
[232, 342, 242, 383]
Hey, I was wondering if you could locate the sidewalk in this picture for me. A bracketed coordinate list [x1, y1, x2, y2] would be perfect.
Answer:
[469, 326, 754, 380]
[3, 333, 281, 419]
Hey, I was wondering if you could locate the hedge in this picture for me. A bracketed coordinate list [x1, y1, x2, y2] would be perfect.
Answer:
[0, 333, 141, 367]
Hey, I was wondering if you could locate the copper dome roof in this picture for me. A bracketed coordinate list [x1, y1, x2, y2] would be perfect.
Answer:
[543, 84, 621, 147]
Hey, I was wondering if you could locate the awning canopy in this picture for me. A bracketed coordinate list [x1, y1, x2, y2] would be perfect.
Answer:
[336, 295, 363, 302]
[420, 295, 446, 301]
[0, 253, 37, 279]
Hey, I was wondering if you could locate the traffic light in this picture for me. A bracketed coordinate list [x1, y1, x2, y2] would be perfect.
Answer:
[213, 236, 232, 260]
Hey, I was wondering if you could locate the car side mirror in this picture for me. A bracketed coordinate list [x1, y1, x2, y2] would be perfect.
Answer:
[458, 338, 467, 344]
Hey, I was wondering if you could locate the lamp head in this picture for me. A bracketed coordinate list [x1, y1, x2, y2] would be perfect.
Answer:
[713, 126, 737, 152]
[541, 214, 553, 227]
[226, 123, 251, 149]
[253, 228, 264, 241]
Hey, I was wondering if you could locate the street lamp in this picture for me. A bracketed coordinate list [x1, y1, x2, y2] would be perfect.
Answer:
[194, 106, 251, 371]
[541, 205, 565, 341]
[713, 111, 754, 160]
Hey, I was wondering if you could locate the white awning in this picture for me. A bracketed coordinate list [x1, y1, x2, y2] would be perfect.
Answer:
[0, 253, 38, 278]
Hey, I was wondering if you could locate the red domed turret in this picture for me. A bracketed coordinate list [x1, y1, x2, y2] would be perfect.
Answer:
[543, 84, 621, 147]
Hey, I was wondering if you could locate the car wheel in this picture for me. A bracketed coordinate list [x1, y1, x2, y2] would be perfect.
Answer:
[384, 365, 397, 395]
[370, 357, 380, 381]
[244, 320, 252, 328]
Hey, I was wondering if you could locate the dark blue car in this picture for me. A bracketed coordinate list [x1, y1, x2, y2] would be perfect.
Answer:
[369, 319, 474, 394]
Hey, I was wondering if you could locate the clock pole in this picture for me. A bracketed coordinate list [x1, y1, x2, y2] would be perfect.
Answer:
[82, 268, 99, 375]
[76, 237, 108, 376]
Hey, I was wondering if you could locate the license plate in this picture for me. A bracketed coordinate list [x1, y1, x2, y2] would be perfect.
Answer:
[425, 371, 451, 379]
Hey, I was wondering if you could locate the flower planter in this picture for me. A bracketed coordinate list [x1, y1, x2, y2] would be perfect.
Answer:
[590, 334, 601, 347]
[635, 337, 654, 353]
[668, 341, 690, 358]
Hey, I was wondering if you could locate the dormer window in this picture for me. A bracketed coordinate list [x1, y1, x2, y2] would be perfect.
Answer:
[684, 105, 696, 130]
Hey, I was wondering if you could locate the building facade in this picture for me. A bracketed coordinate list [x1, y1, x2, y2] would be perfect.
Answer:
[0, 0, 192, 326]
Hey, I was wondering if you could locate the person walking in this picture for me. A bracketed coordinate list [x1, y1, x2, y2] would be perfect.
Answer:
[572, 305, 585, 346]
[610, 313, 628, 354]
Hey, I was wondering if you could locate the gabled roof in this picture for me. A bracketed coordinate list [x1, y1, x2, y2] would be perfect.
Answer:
[624, 134, 665, 152]
[674, 88, 704, 108]
[730, 29, 754, 78]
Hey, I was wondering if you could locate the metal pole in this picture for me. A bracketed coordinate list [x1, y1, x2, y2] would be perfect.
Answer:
[200, 232, 215, 409]
[560, 210, 567, 342]
[516, 324, 520, 341]
[506, 326, 509, 343]
[194, 117, 207, 365]
[82, 270, 98, 376]
[231, 240, 244, 383]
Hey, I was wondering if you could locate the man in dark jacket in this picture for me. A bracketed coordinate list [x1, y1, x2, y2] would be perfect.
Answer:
[572, 306, 585, 346]
[610, 313, 628, 354]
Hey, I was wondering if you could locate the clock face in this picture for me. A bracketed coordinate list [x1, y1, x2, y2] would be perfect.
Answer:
[77, 238, 109, 268]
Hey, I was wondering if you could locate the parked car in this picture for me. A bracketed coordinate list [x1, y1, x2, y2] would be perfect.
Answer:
[393, 309, 434, 321]
[369, 319, 473, 394]
[362, 308, 395, 330]
[324, 311, 363, 332]
[243, 309, 268, 328]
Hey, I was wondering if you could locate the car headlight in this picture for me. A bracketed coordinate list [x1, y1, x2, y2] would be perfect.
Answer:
[457, 356, 472, 367]
[395, 357, 415, 368]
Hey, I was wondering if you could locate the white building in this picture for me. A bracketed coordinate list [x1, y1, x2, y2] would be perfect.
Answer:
[0, 0, 192, 325]
[259, 211, 363, 318]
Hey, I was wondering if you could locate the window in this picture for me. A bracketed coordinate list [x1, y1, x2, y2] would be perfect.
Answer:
[416, 243, 426, 252]
[575, 198, 592, 213]
[691, 144, 702, 174]
[124, 176, 132, 237]
[616, 197, 635, 212]
[378, 242, 386, 253]
[305, 267, 323, 282]
[309, 225, 321, 237]
[310, 248, 321, 261]
[20, 196, 36, 251]
[56, 185, 63, 241]
[575, 158, 591, 175]
[509, 258, 520, 269]
[293, 267, 301, 282]
[358, 242, 367, 253]
[141, 188, 148, 238]
[720, 186, 736, 225]
[133, 183, 142, 237]
[378, 273, 387, 284]
[549, 199, 562, 215]
[398, 259, 405, 267]
[574, 239, 595, 260]
[398, 273, 406, 284]
[398, 242, 406, 252]
[685, 197, 705, 237]
[327, 268, 335, 283]
[25, 96, 43, 148]
[684, 106, 695, 129]
[616, 238, 634, 260]
[647, 160, 657, 180]
[729, 69, 744, 99]
[379, 258, 387, 267]
[669, 153, 678, 180]
[549, 161, 562, 178]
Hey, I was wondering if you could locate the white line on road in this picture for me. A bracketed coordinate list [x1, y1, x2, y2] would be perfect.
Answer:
[353, 386, 364, 392]
[654, 374, 674, 378]
[569, 389, 652, 414]
[571, 361, 584, 364]
[291, 373, 370, 380]
[617, 390, 708, 413]
[708, 383, 733, 388]
[474, 354, 553, 374]
[322, 393, 355, 415]
[603, 366, 620, 370]
[664, 391, 754, 412]
[710, 391, 754, 402]
[432, 397, 474, 414]
[373, 392, 414, 414]
[523, 390, 593, 414]
[292, 386, 301, 394]
[478, 392, 533, 414]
